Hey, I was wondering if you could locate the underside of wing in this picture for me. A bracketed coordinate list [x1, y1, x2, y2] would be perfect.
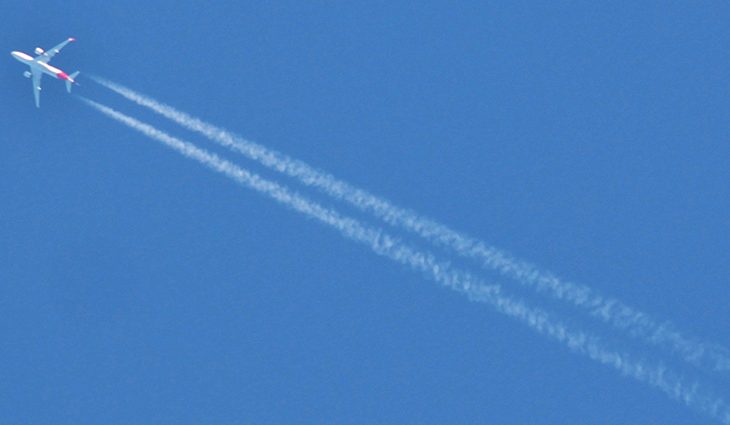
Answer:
[32, 68, 43, 108]
[36, 37, 75, 63]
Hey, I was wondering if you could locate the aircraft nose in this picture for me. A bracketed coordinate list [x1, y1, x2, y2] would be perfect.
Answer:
[11, 51, 31, 61]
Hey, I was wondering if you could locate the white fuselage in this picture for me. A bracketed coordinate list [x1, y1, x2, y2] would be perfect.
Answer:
[11, 51, 71, 81]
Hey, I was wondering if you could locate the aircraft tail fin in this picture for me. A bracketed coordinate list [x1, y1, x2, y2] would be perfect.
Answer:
[66, 71, 80, 93]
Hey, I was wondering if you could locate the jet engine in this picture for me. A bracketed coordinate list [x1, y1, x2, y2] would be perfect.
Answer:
[34, 47, 44, 55]
[23, 71, 31, 79]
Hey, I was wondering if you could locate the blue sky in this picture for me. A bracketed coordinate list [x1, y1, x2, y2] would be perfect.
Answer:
[2, 1, 730, 424]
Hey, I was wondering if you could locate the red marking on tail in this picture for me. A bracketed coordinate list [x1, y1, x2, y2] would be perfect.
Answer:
[57, 72, 70, 80]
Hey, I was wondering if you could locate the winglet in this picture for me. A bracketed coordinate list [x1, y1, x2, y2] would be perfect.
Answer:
[69, 37, 76, 42]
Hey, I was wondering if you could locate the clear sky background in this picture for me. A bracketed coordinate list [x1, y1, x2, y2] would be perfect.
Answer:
[2, 1, 730, 424]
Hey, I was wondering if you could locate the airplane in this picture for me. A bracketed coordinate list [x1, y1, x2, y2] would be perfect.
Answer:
[11, 37, 80, 108]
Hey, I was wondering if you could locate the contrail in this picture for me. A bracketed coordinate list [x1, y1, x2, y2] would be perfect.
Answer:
[80, 96, 730, 424]
[89, 76, 730, 375]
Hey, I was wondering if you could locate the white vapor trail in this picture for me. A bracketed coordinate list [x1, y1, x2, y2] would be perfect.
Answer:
[81, 96, 730, 424]
[89, 76, 730, 376]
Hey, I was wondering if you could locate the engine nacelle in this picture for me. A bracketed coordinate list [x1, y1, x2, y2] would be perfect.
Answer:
[34, 47, 44, 55]
[23, 71, 32, 79]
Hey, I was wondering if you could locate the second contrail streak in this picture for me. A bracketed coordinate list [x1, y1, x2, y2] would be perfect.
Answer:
[89, 76, 730, 376]
[80, 96, 730, 424]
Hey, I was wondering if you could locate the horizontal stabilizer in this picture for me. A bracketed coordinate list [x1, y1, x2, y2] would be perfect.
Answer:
[66, 71, 80, 93]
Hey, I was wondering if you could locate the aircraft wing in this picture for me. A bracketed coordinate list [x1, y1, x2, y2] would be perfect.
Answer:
[36, 37, 76, 63]
[32, 67, 43, 108]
